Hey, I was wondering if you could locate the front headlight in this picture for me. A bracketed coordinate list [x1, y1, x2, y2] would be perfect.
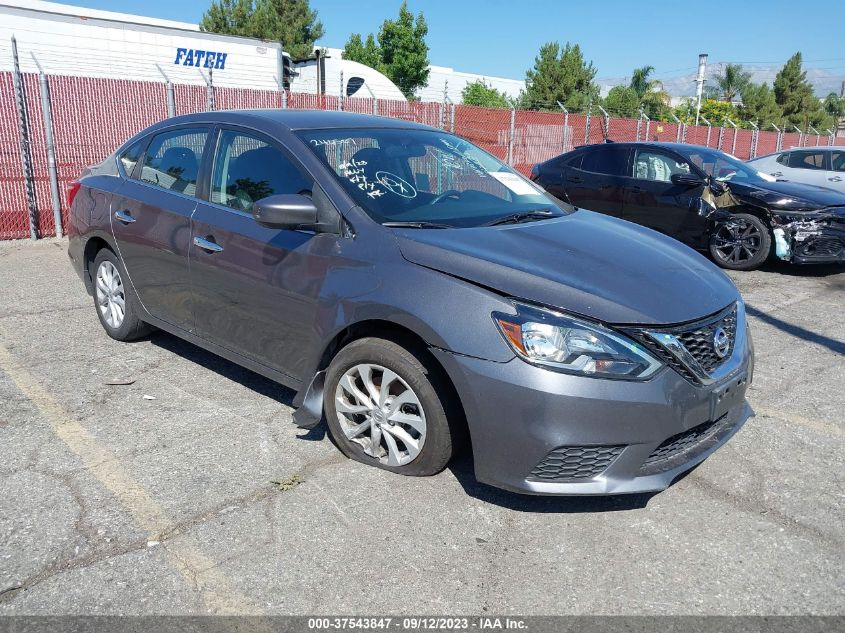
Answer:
[494, 303, 663, 380]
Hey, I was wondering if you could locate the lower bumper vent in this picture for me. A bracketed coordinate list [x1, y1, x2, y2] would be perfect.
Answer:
[529, 445, 625, 482]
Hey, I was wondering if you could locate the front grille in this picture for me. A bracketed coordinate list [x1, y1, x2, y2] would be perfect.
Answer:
[625, 303, 737, 384]
[676, 307, 737, 373]
[796, 237, 843, 258]
[529, 445, 625, 482]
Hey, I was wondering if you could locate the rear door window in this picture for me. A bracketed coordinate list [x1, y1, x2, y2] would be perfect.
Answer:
[787, 151, 828, 170]
[579, 146, 629, 176]
[831, 151, 845, 172]
[138, 128, 209, 197]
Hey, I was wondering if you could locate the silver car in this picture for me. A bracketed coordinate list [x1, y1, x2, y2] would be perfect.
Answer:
[749, 147, 845, 193]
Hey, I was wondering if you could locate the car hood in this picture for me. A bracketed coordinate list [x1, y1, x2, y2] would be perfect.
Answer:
[394, 210, 739, 325]
[726, 178, 845, 211]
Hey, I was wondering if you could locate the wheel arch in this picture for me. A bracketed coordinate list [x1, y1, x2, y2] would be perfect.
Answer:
[81, 233, 118, 295]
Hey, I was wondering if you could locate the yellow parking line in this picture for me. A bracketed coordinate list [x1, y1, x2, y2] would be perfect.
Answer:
[756, 407, 843, 437]
[0, 336, 259, 614]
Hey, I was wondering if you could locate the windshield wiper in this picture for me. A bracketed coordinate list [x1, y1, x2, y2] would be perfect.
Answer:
[382, 221, 453, 229]
[483, 209, 556, 227]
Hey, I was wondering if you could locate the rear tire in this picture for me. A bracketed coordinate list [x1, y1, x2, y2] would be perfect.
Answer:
[709, 213, 771, 271]
[324, 337, 457, 477]
[91, 248, 153, 341]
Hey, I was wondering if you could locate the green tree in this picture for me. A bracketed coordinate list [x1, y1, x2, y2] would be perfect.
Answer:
[738, 82, 783, 127]
[461, 80, 511, 108]
[675, 99, 737, 126]
[339, 2, 430, 99]
[200, 0, 324, 59]
[523, 42, 598, 111]
[342, 33, 382, 70]
[603, 85, 639, 118]
[713, 63, 752, 102]
[377, 2, 430, 98]
[773, 52, 827, 129]
[823, 92, 845, 121]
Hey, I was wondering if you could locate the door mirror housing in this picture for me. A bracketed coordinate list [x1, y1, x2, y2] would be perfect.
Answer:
[671, 172, 705, 188]
[252, 194, 318, 230]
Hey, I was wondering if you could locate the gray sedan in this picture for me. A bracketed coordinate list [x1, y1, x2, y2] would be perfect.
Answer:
[749, 146, 845, 193]
[66, 110, 753, 495]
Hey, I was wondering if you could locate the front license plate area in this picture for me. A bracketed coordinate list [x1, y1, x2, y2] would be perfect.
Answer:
[710, 372, 748, 421]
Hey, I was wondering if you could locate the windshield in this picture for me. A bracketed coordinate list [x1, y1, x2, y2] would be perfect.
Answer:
[679, 146, 776, 184]
[297, 128, 569, 227]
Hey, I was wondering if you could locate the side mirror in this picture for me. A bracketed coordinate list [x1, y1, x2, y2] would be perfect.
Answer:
[252, 194, 318, 230]
[671, 172, 704, 187]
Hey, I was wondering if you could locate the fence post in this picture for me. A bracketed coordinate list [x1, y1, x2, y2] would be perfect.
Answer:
[636, 106, 643, 142]
[156, 64, 176, 118]
[749, 121, 759, 158]
[793, 125, 803, 148]
[596, 104, 609, 141]
[338, 70, 344, 111]
[449, 103, 455, 134]
[200, 69, 214, 111]
[717, 124, 725, 151]
[556, 101, 569, 152]
[11, 37, 38, 240]
[440, 80, 448, 130]
[700, 115, 711, 147]
[726, 118, 738, 156]
[808, 125, 820, 146]
[584, 101, 592, 145]
[826, 129, 834, 146]
[507, 108, 515, 165]
[642, 111, 651, 142]
[770, 123, 781, 151]
[31, 54, 63, 238]
[671, 113, 682, 143]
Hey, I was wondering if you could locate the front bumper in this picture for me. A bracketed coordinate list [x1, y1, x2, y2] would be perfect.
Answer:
[432, 335, 754, 496]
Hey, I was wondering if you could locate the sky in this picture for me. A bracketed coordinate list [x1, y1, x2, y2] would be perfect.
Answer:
[62, 0, 845, 92]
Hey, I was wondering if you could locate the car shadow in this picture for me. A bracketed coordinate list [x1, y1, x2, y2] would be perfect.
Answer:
[755, 260, 844, 277]
[745, 304, 845, 356]
[447, 453, 657, 513]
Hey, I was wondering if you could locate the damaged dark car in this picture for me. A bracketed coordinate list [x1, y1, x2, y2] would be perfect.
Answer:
[531, 142, 845, 271]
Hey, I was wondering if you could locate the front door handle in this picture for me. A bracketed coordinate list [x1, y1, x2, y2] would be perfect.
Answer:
[566, 175, 583, 183]
[628, 185, 643, 193]
[829, 176, 842, 182]
[114, 210, 135, 224]
[193, 236, 224, 253]
[771, 171, 783, 177]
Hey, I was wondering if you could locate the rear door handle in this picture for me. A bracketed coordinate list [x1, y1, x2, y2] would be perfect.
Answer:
[566, 175, 583, 183]
[829, 176, 842, 182]
[114, 209, 135, 224]
[771, 171, 783, 177]
[628, 185, 643, 193]
[193, 236, 224, 253]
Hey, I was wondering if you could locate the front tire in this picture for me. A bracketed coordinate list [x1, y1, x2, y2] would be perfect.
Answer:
[709, 213, 771, 271]
[324, 337, 457, 477]
[91, 248, 153, 341]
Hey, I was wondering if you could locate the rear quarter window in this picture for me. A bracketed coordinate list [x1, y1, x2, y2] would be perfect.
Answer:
[579, 146, 629, 176]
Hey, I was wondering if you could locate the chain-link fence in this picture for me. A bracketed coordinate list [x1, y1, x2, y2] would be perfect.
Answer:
[2, 64, 844, 241]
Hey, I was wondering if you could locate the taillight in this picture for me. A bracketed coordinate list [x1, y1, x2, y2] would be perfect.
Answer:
[67, 180, 81, 207]
[530, 164, 540, 181]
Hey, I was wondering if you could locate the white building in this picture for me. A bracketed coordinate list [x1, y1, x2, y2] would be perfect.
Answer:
[0, 0, 406, 100]
[0, 0, 525, 105]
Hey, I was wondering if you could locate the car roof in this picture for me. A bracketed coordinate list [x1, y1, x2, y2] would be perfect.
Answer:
[148, 109, 438, 132]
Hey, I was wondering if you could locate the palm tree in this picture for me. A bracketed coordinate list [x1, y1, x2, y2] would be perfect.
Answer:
[714, 63, 752, 103]
[629, 65, 671, 118]
[630, 65, 656, 98]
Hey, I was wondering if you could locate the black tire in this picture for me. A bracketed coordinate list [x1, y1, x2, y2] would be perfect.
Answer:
[709, 213, 772, 271]
[90, 248, 154, 341]
[324, 337, 458, 477]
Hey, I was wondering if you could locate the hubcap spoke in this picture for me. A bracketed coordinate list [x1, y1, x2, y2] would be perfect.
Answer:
[334, 363, 427, 467]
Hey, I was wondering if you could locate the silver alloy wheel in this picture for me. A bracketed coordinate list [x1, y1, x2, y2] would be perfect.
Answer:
[712, 220, 762, 265]
[334, 363, 426, 466]
[95, 260, 126, 329]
